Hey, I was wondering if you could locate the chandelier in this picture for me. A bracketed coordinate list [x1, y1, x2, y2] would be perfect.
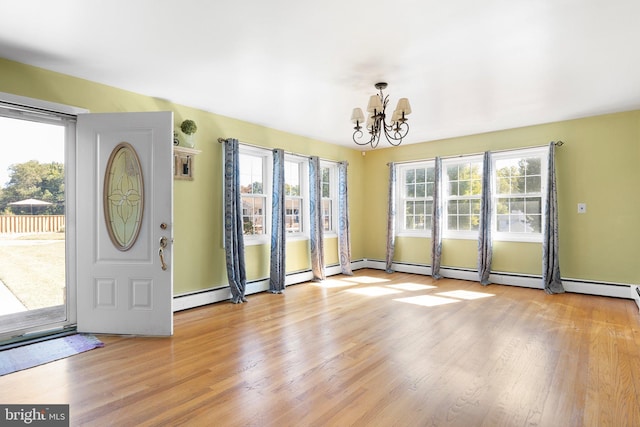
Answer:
[350, 82, 411, 149]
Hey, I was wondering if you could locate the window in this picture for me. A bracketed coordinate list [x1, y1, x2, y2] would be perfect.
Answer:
[284, 158, 306, 234]
[237, 147, 314, 242]
[393, 147, 549, 243]
[493, 147, 547, 241]
[443, 156, 483, 237]
[397, 161, 435, 236]
[239, 148, 269, 239]
[320, 162, 338, 234]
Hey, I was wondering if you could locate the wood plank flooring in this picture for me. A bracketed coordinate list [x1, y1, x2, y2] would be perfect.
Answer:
[1, 269, 639, 426]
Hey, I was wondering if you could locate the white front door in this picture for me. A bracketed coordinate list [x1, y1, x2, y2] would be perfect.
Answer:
[76, 112, 173, 336]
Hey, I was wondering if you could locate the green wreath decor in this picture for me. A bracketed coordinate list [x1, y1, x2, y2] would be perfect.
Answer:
[180, 119, 198, 135]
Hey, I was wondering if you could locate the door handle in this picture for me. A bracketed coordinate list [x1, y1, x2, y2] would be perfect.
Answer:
[158, 236, 169, 271]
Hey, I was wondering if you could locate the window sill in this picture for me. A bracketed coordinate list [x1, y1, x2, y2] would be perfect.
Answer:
[243, 236, 270, 246]
[397, 231, 431, 238]
[442, 232, 479, 240]
[492, 233, 543, 243]
[286, 233, 309, 242]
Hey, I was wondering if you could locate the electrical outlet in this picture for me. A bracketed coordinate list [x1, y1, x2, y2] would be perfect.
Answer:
[577, 203, 586, 214]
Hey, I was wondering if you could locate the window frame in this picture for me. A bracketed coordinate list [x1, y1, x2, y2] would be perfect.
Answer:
[238, 145, 272, 246]
[441, 155, 484, 240]
[396, 160, 436, 237]
[284, 154, 309, 240]
[0, 92, 84, 341]
[491, 147, 548, 243]
[320, 161, 338, 236]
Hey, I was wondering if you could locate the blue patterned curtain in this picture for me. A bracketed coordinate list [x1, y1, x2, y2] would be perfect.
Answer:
[431, 157, 443, 279]
[337, 161, 353, 275]
[223, 139, 247, 303]
[543, 142, 564, 293]
[385, 163, 396, 273]
[478, 151, 492, 285]
[309, 156, 325, 281]
[269, 148, 286, 293]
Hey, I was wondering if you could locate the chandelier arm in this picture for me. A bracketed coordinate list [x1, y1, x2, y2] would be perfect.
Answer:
[352, 129, 371, 146]
[371, 126, 382, 149]
[382, 121, 409, 146]
[395, 121, 410, 140]
[388, 121, 409, 139]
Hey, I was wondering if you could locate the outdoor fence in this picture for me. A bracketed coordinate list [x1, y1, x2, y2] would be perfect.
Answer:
[0, 215, 65, 234]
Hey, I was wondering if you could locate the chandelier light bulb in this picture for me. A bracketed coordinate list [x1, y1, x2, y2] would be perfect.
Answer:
[366, 115, 375, 132]
[351, 108, 365, 125]
[391, 109, 401, 124]
[367, 95, 383, 114]
[396, 98, 412, 116]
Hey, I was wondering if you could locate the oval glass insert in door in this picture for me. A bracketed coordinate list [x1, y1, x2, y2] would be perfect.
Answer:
[103, 142, 144, 251]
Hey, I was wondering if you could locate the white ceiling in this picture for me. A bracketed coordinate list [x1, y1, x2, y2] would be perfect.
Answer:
[2, 1, 640, 149]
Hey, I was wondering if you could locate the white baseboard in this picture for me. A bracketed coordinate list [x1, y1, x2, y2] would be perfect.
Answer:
[173, 287, 233, 312]
[364, 259, 634, 300]
[173, 261, 367, 312]
[173, 259, 636, 312]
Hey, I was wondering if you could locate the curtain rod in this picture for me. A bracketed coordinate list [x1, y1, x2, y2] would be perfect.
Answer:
[387, 141, 564, 166]
[218, 137, 270, 151]
[218, 137, 339, 163]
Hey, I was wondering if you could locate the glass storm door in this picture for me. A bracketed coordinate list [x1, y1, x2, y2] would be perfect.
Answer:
[0, 109, 71, 341]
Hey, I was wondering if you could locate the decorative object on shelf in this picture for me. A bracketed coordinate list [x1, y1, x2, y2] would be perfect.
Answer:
[173, 146, 201, 180]
[178, 119, 198, 148]
[351, 82, 411, 149]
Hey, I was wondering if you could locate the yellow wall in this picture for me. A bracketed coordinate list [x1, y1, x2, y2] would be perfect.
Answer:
[363, 112, 640, 284]
[2, 57, 639, 291]
[0, 58, 365, 295]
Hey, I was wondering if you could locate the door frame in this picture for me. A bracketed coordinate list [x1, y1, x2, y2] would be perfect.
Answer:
[0, 92, 86, 341]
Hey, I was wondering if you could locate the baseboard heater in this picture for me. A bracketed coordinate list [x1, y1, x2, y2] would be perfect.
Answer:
[172, 259, 635, 312]
[364, 259, 633, 300]
[173, 260, 367, 312]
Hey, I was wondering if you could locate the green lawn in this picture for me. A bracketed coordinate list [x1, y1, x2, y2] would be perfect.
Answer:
[0, 233, 65, 309]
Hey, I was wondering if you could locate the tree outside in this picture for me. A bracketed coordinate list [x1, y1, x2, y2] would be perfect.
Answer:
[495, 157, 543, 233]
[0, 160, 65, 215]
[446, 161, 483, 231]
[0, 160, 66, 315]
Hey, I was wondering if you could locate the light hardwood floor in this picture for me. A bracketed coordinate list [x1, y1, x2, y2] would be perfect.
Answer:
[1, 269, 639, 426]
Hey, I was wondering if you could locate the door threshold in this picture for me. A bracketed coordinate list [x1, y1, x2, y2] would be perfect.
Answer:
[0, 326, 77, 351]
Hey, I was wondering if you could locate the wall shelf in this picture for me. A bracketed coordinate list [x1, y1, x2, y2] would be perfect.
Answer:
[174, 146, 201, 180]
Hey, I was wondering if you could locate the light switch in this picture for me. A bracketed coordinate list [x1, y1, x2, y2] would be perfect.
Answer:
[577, 203, 586, 214]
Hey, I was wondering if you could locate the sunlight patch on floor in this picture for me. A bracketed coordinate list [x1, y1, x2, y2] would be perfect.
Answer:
[342, 276, 391, 284]
[436, 290, 495, 300]
[315, 276, 495, 305]
[346, 286, 403, 297]
[310, 279, 359, 288]
[394, 295, 460, 307]
[387, 283, 436, 291]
